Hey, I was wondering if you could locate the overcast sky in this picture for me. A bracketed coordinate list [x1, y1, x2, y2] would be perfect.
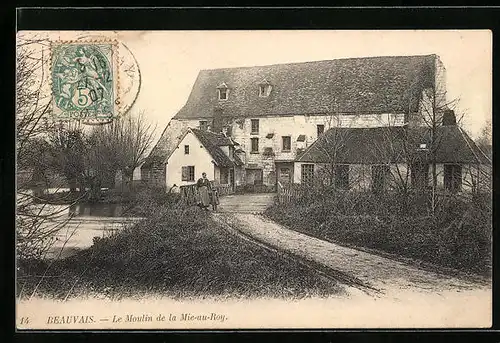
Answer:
[22, 30, 492, 142]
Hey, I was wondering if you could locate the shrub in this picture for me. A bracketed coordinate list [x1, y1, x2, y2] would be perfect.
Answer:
[266, 190, 492, 275]
[18, 203, 341, 299]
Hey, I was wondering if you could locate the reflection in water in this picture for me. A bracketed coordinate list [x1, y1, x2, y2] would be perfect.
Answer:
[69, 203, 125, 217]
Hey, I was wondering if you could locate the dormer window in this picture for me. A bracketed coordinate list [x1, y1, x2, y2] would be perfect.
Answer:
[218, 88, 228, 100]
[217, 82, 229, 101]
[258, 80, 272, 97]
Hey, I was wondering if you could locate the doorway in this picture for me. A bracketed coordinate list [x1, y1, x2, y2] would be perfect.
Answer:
[275, 162, 294, 185]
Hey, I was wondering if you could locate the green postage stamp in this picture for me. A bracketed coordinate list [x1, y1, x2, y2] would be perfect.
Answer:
[51, 41, 119, 123]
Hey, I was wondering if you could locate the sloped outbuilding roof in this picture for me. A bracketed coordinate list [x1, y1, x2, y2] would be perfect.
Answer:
[174, 54, 438, 120]
[297, 125, 490, 165]
[190, 128, 243, 168]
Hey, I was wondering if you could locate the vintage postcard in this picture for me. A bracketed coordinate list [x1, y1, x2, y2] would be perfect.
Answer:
[15, 30, 492, 329]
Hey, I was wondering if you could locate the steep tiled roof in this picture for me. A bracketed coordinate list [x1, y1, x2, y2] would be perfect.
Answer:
[190, 128, 242, 168]
[174, 55, 437, 120]
[297, 125, 490, 165]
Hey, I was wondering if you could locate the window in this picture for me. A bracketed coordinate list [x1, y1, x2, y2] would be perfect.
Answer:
[181, 166, 195, 182]
[217, 82, 228, 100]
[218, 88, 228, 100]
[259, 85, 266, 97]
[411, 162, 429, 190]
[444, 164, 462, 193]
[335, 165, 349, 190]
[282, 136, 291, 151]
[184, 145, 190, 155]
[259, 84, 271, 97]
[250, 138, 259, 153]
[372, 165, 390, 193]
[220, 169, 229, 184]
[259, 80, 272, 97]
[301, 164, 315, 185]
[251, 119, 259, 134]
[199, 120, 208, 131]
[317, 124, 325, 136]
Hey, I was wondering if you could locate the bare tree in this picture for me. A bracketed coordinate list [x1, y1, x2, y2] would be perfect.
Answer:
[475, 119, 492, 160]
[80, 129, 114, 201]
[85, 111, 157, 198]
[311, 98, 361, 188]
[47, 122, 87, 194]
[16, 34, 53, 162]
[411, 61, 463, 214]
[114, 111, 157, 187]
[372, 59, 474, 216]
[16, 34, 76, 260]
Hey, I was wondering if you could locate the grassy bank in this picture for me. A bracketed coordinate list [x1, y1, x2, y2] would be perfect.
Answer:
[265, 190, 492, 276]
[18, 196, 342, 300]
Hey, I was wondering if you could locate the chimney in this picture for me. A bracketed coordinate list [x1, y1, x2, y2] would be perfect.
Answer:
[212, 107, 224, 133]
[442, 109, 457, 126]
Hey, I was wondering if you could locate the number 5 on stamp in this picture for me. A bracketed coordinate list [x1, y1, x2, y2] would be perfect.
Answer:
[51, 41, 119, 123]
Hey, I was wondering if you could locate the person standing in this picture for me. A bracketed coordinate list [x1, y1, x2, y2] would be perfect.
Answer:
[196, 172, 212, 210]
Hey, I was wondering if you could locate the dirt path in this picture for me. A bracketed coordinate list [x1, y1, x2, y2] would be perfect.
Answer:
[213, 211, 490, 298]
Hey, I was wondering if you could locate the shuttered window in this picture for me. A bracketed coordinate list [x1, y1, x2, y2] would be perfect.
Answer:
[251, 119, 259, 134]
[218, 88, 228, 100]
[251, 138, 259, 153]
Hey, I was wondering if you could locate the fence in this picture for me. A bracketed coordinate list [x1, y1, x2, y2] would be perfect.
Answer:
[277, 182, 305, 204]
[215, 184, 233, 196]
[180, 183, 235, 206]
[277, 181, 490, 217]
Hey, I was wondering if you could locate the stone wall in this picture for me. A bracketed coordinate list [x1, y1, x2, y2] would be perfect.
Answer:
[228, 113, 405, 186]
[410, 56, 447, 127]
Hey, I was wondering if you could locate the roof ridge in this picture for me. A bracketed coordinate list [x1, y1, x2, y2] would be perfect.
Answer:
[199, 54, 438, 72]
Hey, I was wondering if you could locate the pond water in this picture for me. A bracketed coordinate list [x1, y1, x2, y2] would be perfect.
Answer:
[23, 201, 143, 259]
[69, 202, 125, 217]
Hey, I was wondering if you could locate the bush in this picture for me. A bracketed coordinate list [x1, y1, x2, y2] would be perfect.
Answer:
[265, 190, 492, 276]
[124, 185, 180, 216]
[18, 200, 341, 300]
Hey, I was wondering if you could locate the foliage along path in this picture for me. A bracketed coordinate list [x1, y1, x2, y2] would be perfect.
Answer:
[213, 193, 490, 299]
